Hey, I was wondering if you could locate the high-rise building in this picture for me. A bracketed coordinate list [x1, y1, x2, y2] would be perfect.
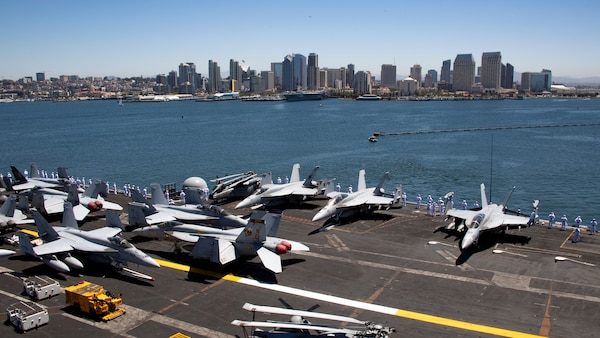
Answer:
[229, 59, 242, 92]
[178, 63, 196, 90]
[208, 60, 221, 93]
[440, 60, 451, 84]
[504, 63, 514, 89]
[293, 54, 307, 90]
[380, 64, 397, 89]
[36, 72, 45, 82]
[168, 70, 177, 91]
[346, 64, 355, 89]
[410, 64, 422, 88]
[423, 69, 437, 88]
[281, 55, 294, 91]
[307, 53, 319, 90]
[319, 69, 328, 89]
[452, 54, 475, 92]
[260, 71, 274, 91]
[481, 52, 502, 91]
[353, 71, 372, 94]
[271, 62, 282, 88]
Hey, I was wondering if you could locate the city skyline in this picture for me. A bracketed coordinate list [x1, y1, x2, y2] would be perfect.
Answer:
[2, 0, 599, 81]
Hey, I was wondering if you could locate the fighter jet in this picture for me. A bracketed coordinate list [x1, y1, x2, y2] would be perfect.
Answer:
[235, 164, 321, 209]
[445, 183, 531, 251]
[132, 210, 309, 273]
[6, 165, 67, 191]
[0, 195, 34, 232]
[210, 171, 262, 202]
[231, 303, 395, 337]
[31, 181, 123, 221]
[18, 202, 160, 280]
[312, 170, 399, 226]
[128, 184, 246, 228]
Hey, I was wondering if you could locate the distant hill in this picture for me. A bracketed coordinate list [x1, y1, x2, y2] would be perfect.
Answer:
[552, 76, 600, 86]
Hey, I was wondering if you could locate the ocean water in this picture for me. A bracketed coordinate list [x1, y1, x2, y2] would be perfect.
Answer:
[1, 98, 599, 223]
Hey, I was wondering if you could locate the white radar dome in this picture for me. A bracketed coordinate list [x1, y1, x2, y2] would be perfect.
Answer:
[182, 176, 208, 190]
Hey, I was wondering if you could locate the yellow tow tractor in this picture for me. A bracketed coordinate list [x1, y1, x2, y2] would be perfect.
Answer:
[64, 281, 125, 321]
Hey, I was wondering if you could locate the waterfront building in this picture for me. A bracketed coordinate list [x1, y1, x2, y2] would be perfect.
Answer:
[307, 53, 319, 90]
[36, 72, 45, 82]
[452, 54, 475, 93]
[208, 60, 221, 93]
[380, 64, 397, 89]
[399, 77, 418, 96]
[521, 69, 552, 93]
[319, 69, 328, 89]
[260, 71, 274, 91]
[229, 59, 242, 92]
[440, 59, 451, 84]
[168, 70, 177, 92]
[353, 71, 372, 94]
[502, 63, 514, 89]
[410, 64, 422, 88]
[481, 52, 502, 91]
[281, 55, 294, 91]
[346, 64, 355, 89]
[293, 54, 307, 90]
[324, 68, 347, 89]
[424, 69, 437, 88]
[271, 62, 282, 89]
[178, 63, 197, 91]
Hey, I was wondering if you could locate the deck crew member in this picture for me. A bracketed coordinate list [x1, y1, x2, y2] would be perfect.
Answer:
[401, 192, 407, 207]
[548, 212, 555, 229]
[335, 183, 341, 192]
[561, 215, 568, 231]
[416, 194, 422, 209]
[462, 200, 468, 210]
[528, 210, 536, 227]
[590, 219, 597, 235]
[180, 190, 186, 205]
[348, 185, 353, 194]
[575, 215, 582, 228]
[572, 228, 581, 243]
[277, 176, 282, 184]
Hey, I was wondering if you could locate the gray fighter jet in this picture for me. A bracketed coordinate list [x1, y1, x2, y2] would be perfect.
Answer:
[19, 202, 160, 280]
[132, 210, 308, 273]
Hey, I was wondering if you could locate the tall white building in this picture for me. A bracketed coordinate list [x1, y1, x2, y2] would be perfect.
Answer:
[481, 52, 502, 91]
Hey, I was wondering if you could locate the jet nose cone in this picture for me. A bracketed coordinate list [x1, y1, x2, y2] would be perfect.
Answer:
[312, 207, 334, 222]
[235, 195, 260, 209]
[460, 229, 478, 250]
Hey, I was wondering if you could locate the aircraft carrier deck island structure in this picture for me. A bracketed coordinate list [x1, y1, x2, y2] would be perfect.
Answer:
[283, 91, 325, 101]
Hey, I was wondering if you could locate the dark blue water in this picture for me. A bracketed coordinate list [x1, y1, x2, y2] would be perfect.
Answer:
[2, 98, 599, 222]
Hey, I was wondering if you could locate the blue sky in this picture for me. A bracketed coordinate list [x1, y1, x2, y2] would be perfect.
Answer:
[2, 0, 598, 80]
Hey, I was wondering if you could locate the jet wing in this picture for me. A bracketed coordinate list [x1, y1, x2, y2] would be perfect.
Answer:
[340, 194, 393, 208]
[145, 212, 177, 225]
[31, 238, 74, 256]
[499, 214, 531, 227]
[167, 231, 201, 243]
[87, 227, 122, 238]
[446, 209, 478, 220]
[72, 204, 91, 221]
[256, 246, 282, 273]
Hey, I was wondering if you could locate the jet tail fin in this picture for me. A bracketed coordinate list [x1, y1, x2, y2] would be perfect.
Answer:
[480, 183, 488, 206]
[57, 167, 69, 179]
[150, 183, 170, 205]
[32, 209, 60, 241]
[236, 210, 268, 243]
[10, 166, 27, 184]
[290, 163, 301, 183]
[83, 180, 105, 198]
[323, 178, 336, 196]
[67, 184, 80, 206]
[2, 176, 14, 191]
[502, 186, 517, 210]
[183, 188, 204, 205]
[265, 211, 282, 237]
[30, 163, 40, 178]
[62, 202, 79, 229]
[373, 172, 389, 196]
[106, 209, 125, 230]
[127, 202, 150, 227]
[302, 166, 320, 188]
[18, 231, 36, 257]
[260, 172, 273, 186]
[0, 195, 17, 217]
